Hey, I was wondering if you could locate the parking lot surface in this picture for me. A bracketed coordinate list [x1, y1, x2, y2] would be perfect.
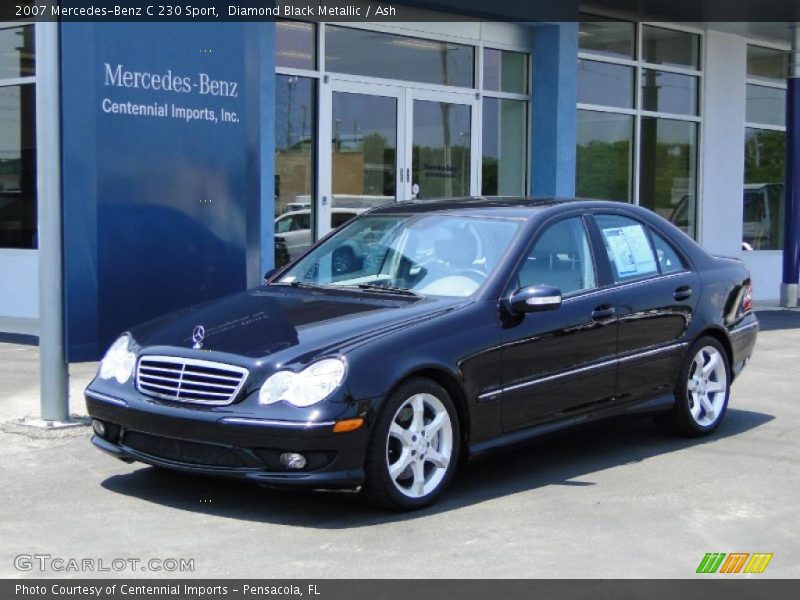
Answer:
[1, 311, 798, 578]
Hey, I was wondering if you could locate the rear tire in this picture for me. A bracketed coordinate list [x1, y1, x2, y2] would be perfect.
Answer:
[360, 378, 460, 511]
[659, 336, 731, 437]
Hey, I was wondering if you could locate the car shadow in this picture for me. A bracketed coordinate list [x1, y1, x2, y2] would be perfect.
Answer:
[100, 408, 773, 527]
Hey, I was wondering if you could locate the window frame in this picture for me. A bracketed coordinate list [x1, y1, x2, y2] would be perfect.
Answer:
[742, 42, 788, 252]
[587, 211, 692, 289]
[504, 212, 600, 300]
[576, 15, 703, 238]
[0, 22, 36, 251]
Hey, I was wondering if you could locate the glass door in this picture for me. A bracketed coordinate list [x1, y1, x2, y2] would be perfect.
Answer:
[319, 81, 405, 238]
[405, 90, 479, 201]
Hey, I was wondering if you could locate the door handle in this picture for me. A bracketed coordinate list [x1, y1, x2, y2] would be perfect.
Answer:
[674, 286, 693, 301]
[591, 305, 616, 320]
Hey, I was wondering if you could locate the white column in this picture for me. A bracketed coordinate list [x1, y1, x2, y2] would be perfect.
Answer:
[698, 31, 747, 257]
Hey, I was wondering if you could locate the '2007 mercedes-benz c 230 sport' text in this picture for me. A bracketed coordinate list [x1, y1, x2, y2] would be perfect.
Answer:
[86, 198, 758, 510]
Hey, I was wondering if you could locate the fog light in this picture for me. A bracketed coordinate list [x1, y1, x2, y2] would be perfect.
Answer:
[92, 419, 106, 437]
[279, 452, 307, 470]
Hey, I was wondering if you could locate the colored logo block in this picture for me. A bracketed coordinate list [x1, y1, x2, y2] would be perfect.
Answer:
[697, 553, 773, 574]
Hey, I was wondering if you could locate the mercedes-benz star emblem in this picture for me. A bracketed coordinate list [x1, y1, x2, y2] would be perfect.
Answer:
[192, 325, 205, 350]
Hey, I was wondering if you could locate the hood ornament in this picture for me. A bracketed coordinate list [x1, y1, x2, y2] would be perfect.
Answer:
[192, 325, 206, 350]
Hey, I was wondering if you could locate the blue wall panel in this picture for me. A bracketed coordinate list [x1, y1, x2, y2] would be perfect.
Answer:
[530, 22, 578, 198]
[61, 23, 273, 360]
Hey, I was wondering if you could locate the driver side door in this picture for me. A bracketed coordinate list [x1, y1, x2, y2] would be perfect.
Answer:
[500, 215, 618, 432]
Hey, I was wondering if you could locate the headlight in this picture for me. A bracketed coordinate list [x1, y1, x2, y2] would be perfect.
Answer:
[259, 358, 346, 408]
[98, 335, 137, 384]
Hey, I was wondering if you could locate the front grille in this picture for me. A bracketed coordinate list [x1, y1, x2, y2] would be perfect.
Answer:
[136, 355, 248, 405]
[124, 431, 248, 467]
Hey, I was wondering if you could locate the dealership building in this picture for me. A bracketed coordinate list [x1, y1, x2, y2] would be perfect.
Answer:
[0, 4, 798, 364]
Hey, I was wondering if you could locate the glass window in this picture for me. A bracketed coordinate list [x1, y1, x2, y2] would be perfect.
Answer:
[576, 110, 634, 203]
[641, 69, 698, 115]
[276, 21, 315, 70]
[743, 128, 785, 250]
[578, 59, 634, 108]
[274, 75, 315, 266]
[0, 25, 35, 79]
[641, 26, 699, 69]
[332, 91, 397, 208]
[518, 218, 596, 295]
[279, 214, 520, 298]
[650, 229, 685, 273]
[325, 26, 474, 88]
[0, 84, 36, 249]
[483, 48, 528, 94]
[412, 100, 471, 199]
[578, 17, 635, 59]
[482, 98, 526, 196]
[639, 117, 697, 236]
[596, 215, 658, 282]
[747, 45, 787, 83]
[746, 84, 786, 127]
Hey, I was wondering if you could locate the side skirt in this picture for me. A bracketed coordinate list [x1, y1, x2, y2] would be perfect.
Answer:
[466, 393, 675, 459]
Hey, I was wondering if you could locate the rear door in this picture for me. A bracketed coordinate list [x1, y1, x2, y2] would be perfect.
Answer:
[500, 214, 618, 432]
[591, 212, 700, 404]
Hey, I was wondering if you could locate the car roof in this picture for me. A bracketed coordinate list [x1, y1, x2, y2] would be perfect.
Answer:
[367, 196, 631, 219]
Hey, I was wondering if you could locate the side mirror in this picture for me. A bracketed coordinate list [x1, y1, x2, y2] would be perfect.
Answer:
[263, 268, 278, 283]
[506, 285, 562, 315]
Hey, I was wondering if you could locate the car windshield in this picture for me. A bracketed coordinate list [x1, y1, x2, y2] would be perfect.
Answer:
[276, 213, 522, 297]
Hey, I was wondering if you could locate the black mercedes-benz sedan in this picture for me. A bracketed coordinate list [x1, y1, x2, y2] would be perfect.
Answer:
[86, 198, 758, 510]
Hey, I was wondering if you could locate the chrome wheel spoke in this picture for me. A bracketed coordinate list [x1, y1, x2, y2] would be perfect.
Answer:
[698, 393, 714, 419]
[410, 395, 425, 433]
[425, 412, 446, 438]
[702, 352, 720, 377]
[389, 448, 412, 481]
[426, 448, 448, 469]
[389, 421, 412, 445]
[706, 380, 725, 394]
[410, 461, 425, 497]
[689, 394, 702, 418]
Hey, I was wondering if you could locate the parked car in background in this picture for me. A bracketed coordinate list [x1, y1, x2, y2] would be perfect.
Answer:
[742, 183, 783, 250]
[274, 208, 364, 263]
[87, 198, 757, 510]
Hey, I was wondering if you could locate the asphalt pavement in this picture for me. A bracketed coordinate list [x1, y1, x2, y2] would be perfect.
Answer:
[1, 311, 798, 578]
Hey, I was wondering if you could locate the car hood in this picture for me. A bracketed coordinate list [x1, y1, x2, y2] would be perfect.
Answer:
[128, 285, 466, 362]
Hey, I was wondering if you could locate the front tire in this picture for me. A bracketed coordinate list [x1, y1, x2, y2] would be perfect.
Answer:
[661, 336, 731, 437]
[360, 378, 460, 511]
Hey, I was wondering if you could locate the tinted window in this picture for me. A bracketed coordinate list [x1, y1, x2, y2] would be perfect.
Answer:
[331, 212, 356, 228]
[596, 214, 658, 282]
[518, 217, 596, 295]
[650, 229, 685, 274]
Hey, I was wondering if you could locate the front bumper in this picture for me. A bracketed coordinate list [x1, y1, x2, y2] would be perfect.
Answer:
[86, 389, 370, 489]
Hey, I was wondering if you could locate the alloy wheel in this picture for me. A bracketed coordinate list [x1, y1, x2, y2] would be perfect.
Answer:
[385, 393, 453, 499]
[686, 345, 728, 427]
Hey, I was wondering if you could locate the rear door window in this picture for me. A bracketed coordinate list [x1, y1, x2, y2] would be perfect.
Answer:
[595, 214, 659, 283]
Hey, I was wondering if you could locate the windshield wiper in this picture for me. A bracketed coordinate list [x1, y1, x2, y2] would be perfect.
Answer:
[271, 280, 328, 291]
[351, 283, 421, 297]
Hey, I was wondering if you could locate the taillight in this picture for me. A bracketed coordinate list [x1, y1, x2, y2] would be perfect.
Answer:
[742, 282, 753, 313]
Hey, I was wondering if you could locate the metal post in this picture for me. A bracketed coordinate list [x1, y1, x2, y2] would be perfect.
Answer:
[781, 24, 800, 307]
[35, 22, 70, 423]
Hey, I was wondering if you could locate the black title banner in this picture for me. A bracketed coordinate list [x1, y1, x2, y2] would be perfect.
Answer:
[5, 580, 800, 600]
[4, 0, 800, 22]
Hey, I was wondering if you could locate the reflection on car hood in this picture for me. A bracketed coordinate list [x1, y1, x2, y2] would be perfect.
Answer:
[128, 286, 465, 360]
